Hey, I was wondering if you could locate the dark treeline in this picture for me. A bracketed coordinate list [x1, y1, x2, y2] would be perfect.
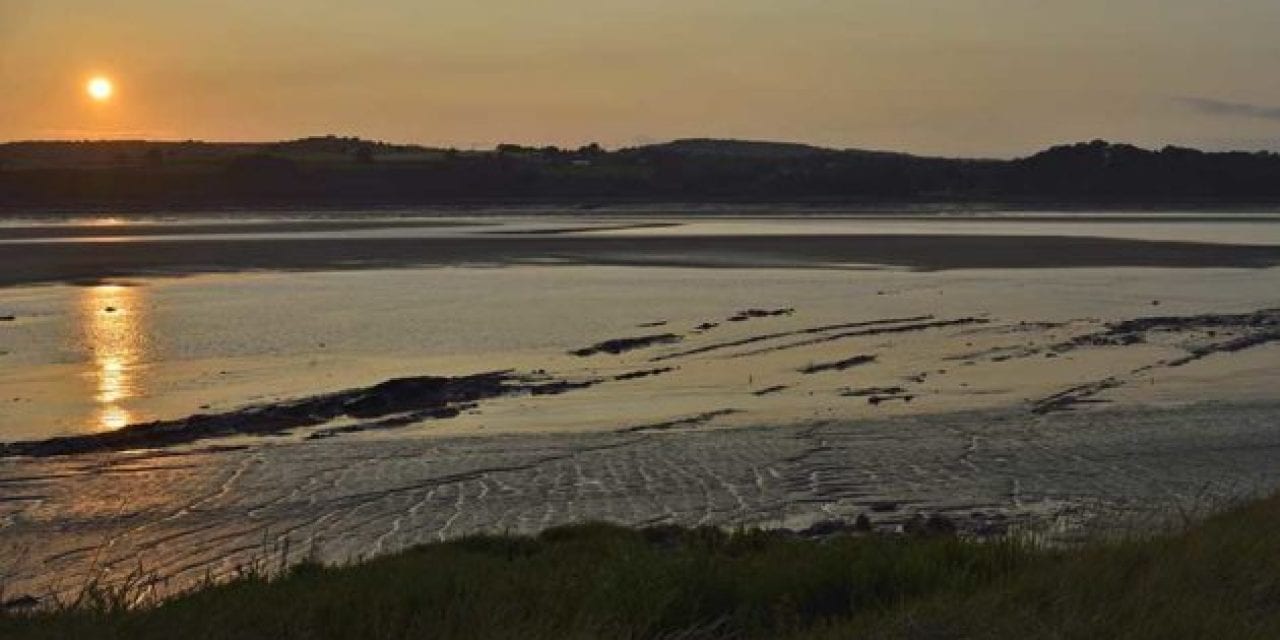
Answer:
[3, 136, 1280, 210]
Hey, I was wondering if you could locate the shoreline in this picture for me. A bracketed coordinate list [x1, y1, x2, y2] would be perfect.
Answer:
[4, 305, 1277, 453]
[7, 202, 1280, 221]
[1, 233, 1278, 289]
[4, 400, 1280, 600]
[2, 220, 1278, 601]
[9, 491, 1280, 637]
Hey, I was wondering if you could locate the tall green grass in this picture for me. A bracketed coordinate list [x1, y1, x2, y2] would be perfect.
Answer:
[6, 495, 1280, 639]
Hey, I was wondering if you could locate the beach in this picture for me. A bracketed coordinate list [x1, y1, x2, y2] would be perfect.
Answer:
[5, 402, 1280, 599]
[2, 223, 1280, 288]
[2, 211, 1279, 599]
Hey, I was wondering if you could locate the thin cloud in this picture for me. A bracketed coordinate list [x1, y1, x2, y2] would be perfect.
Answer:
[1180, 97, 1280, 122]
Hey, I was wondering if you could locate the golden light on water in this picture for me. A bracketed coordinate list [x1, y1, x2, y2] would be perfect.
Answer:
[81, 284, 148, 432]
[86, 217, 127, 226]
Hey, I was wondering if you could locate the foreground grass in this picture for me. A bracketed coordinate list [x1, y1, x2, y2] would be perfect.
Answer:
[6, 496, 1280, 639]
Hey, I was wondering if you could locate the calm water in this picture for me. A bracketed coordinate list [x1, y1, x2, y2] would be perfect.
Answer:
[1, 212, 1279, 441]
[6, 212, 1280, 604]
[3, 212, 1280, 245]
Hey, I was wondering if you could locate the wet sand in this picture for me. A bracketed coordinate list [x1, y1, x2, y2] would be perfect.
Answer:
[2, 214, 1279, 603]
[2, 233, 1279, 287]
[1, 295, 1278, 603]
[5, 302, 1277, 455]
[0, 218, 483, 241]
[4, 401, 1280, 600]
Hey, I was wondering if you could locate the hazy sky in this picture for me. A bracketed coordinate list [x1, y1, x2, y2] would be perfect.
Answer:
[2, 0, 1279, 156]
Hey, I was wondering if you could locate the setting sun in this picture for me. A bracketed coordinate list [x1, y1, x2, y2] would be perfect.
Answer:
[87, 76, 114, 102]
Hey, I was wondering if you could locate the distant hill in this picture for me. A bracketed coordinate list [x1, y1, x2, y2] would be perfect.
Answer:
[633, 139, 837, 159]
[630, 138, 922, 162]
[2, 136, 1279, 211]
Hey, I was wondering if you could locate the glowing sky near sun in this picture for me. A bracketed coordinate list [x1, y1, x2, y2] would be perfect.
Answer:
[86, 76, 113, 101]
[2, 0, 1279, 156]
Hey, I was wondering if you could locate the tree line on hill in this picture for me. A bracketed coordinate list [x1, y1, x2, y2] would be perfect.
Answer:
[2, 136, 1279, 210]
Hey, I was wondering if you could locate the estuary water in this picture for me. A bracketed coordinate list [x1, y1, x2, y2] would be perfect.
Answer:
[1, 211, 1278, 442]
[3, 210, 1280, 599]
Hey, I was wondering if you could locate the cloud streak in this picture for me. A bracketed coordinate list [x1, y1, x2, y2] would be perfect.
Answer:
[1180, 97, 1280, 122]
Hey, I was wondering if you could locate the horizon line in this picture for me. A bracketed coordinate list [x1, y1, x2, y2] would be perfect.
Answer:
[3, 135, 1279, 162]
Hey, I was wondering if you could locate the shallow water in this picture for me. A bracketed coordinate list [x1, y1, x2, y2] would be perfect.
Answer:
[3, 211, 1280, 245]
[6, 402, 1280, 600]
[3, 211, 1280, 601]
[582, 215, 1280, 246]
[1, 255, 1278, 441]
[0, 211, 1277, 442]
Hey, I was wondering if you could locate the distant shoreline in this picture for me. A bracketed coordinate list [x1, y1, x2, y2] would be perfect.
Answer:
[7, 199, 1280, 218]
[1, 232, 1278, 288]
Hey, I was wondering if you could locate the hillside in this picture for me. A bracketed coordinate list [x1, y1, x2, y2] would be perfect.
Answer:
[3, 136, 1280, 211]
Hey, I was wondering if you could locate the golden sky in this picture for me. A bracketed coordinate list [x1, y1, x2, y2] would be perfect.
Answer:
[2, 0, 1279, 156]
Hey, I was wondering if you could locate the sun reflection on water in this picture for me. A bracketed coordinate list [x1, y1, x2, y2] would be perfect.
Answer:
[81, 284, 149, 432]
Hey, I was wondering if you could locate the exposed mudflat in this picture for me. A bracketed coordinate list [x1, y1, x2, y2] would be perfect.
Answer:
[2, 213, 1279, 605]
[0, 371, 597, 457]
[2, 303, 1279, 603]
[4, 402, 1280, 602]
[2, 233, 1279, 287]
[7, 304, 1277, 455]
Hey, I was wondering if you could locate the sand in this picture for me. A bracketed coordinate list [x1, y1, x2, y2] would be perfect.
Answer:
[1, 233, 1279, 287]
[2, 214, 1279, 602]
[3, 401, 1280, 600]
[2, 301, 1280, 601]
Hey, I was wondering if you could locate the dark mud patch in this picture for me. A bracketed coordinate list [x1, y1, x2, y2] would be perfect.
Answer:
[1166, 330, 1280, 367]
[958, 320, 1069, 336]
[731, 317, 990, 359]
[841, 386, 907, 398]
[945, 345, 1040, 363]
[728, 308, 795, 322]
[616, 409, 741, 434]
[950, 310, 1280, 371]
[1027, 309, 1280, 415]
[841, 385, 915, 405]
[613, 367, 676, 381]
[1052, 309, 1280, 358]
[482, 222, 681, 236]
[1032, 378, 1122, 414]
[653, 316, 932, 362]
[527, 379, 598, 395]
[1, 371, 597, 457]
[571, 334, 684, 357]
[753, 385, 789, 397]
[868, 394, 915, 406]
[800, 355, 877, 374]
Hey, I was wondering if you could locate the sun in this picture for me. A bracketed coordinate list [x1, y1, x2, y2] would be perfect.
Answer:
[87, 76, 114, 102]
